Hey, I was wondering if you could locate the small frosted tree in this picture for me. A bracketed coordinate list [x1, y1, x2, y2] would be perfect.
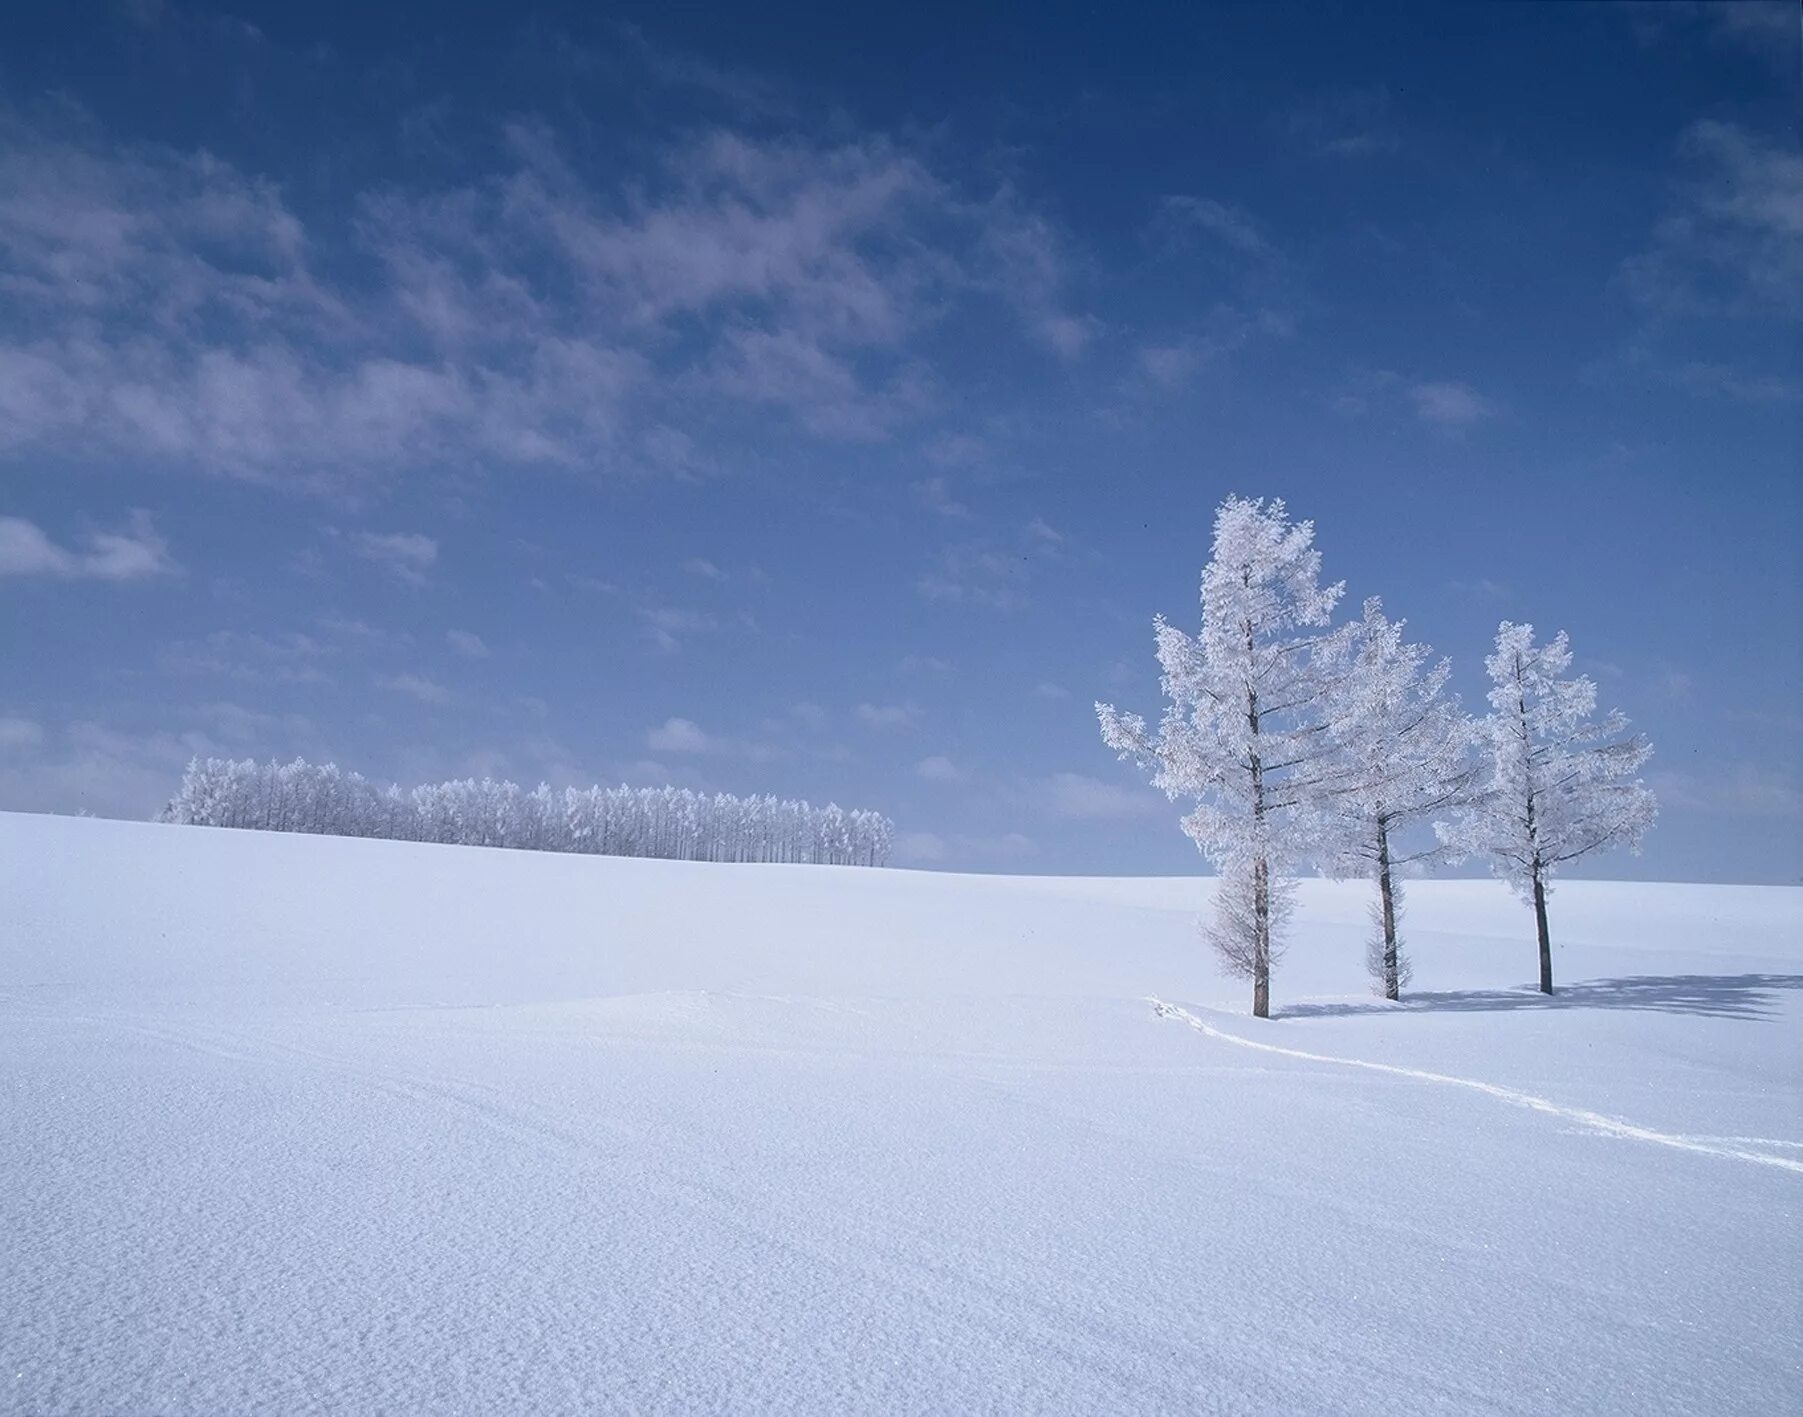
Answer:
[1437, 622, 1656, 994]
[1098, 495, 1354, 1018]
[1326, 600, 1472, 1000]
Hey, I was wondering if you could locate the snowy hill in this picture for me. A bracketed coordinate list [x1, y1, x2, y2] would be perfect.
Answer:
[3, 811, 1799, 1415]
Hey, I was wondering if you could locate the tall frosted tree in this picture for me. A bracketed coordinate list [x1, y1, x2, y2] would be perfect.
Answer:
[1437, 622, 1656, 993]
[1098, 495, 1355, 1018]
[1326, 600, 1471, 1000]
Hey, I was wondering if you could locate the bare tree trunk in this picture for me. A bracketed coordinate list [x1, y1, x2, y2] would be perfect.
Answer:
[1377, 818, 1399, 1002]
[1532, 868, 1553, 994]
[1516, 663, 1553, 996]
[1245, 617, 1270, 1020]
[1252, 853, 1271, 1018]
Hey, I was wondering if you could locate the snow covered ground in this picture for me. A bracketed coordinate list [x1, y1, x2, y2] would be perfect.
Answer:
[3, 811, 1799, 1415]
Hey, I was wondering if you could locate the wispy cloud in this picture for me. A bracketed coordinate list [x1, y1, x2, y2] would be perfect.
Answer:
[1286, 86, 1401, 159]
[895, 828, 1037, 863]
[894, 830, 947, 864]
[1660, 360, 1802, 404]
[1619, 120, 1802, 319]
[1623, 2, 1798, 66]
[1154, 196, 1270, 256]
[1408, 380, 1495, 427]
[0, 716, 246, 820]
[0, 715, 45, 749]
[976, 192, 1096, 359]
[639, 605, 718, 654]
[912, 476, 973, 519]
[1037, 771, 1163, 820]
[161, 629, 333, 685]
[914, 754, 965, 784]
[1024, 515, 1065, 549]
[0, 105, 1088, 484]
[0, 510, 176, 581]
[445, 629, 489, 658]
[377, 672, 451, 706]
[1132, 308, 1293, 392]
[350, 530, 438, 584]
[916, 514, 1068, 613]
[1650, 765, 1802, 819]
[917, 542, 1031, 612]
[856, 701, 922, 731]
[645, 716, 719, 753]
[1333, 370, 1497, 428]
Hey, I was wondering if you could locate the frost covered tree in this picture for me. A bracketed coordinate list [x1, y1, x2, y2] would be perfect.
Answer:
[159, 758, 895, 867]
[1326, 601, 1472, 1001]
[1098, 496, 1356, 1018]
[1437, 622, 1656, 994]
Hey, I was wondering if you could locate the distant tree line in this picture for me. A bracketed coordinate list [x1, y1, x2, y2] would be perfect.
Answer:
[1100, 495, 1656, 1015]
[159, 757, 896, 867]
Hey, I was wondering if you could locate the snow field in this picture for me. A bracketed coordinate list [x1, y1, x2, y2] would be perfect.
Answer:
[2, 812, 1799, 1415]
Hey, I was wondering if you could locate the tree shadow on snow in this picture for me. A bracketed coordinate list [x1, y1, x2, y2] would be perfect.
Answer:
[1282, 974, 1803, 1021]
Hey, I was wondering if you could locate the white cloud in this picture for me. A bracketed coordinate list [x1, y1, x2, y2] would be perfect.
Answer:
[917, 514, 1067, 613]
[1408, 381, 1494, 426]
[645, 716, 718, 753]
[445, 629, 489, 658]
[639, 605, 718, 654]
[1034, 682, 1072, 700]
[1663, 361, 1802, 403]
[376, 673, 451, 706]
[1287, 87, 1401, 159]
[1156, 196, 1270, 256]
[1650, 766, 1803, 819]
[856, 701, 922, 731]
[896, 828, 1035, 865]
[923, 432, 986, 467]
[350, 530, 438, 584]
[1133, 308, 1293, 391]
[917, 542, 1030, 612]
[1620, 120, 1802, 318]
[1624, 2, 1798, 64]
[976, 194, 1095, 359]
[894, 830, 947, 864]
[915, 754, 965, 784]
[0, 109, 1088, 483]
[682, 557, 725, 580]
[616, 757, 677, 785]
[1138, 343, 1202, 388]
[912, 476, 973, 519]
[0, 715, 45, 749]
[190, 700, 313, 746]
[955, 831, 1038, 861]
[1024, 515, 1064, 548]
[0, 511, 176, 581]
[1706, 0, 1799, 53]
[0, 716, 267, 821]
[1040, 772, 1163, 820]
[160, 629, 332, 684]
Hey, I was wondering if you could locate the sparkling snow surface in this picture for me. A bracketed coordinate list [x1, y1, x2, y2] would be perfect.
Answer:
[3, 812, 1799, 1415]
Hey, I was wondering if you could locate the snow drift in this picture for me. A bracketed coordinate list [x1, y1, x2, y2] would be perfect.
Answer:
[2, 811, 1799, 1415]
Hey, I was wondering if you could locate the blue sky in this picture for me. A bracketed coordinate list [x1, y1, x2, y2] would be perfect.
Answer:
[2, 1, 1798, 883]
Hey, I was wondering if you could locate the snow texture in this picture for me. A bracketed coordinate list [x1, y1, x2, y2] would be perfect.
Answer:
[3, 811, 1799, 1415]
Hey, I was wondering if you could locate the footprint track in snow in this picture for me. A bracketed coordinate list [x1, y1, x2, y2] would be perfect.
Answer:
[1148, 997, 1803, 1175]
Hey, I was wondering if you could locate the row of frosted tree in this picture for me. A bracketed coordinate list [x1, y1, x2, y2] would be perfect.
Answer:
[1099, 495, 1656, 1017]
[159, 757, 896, 867]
